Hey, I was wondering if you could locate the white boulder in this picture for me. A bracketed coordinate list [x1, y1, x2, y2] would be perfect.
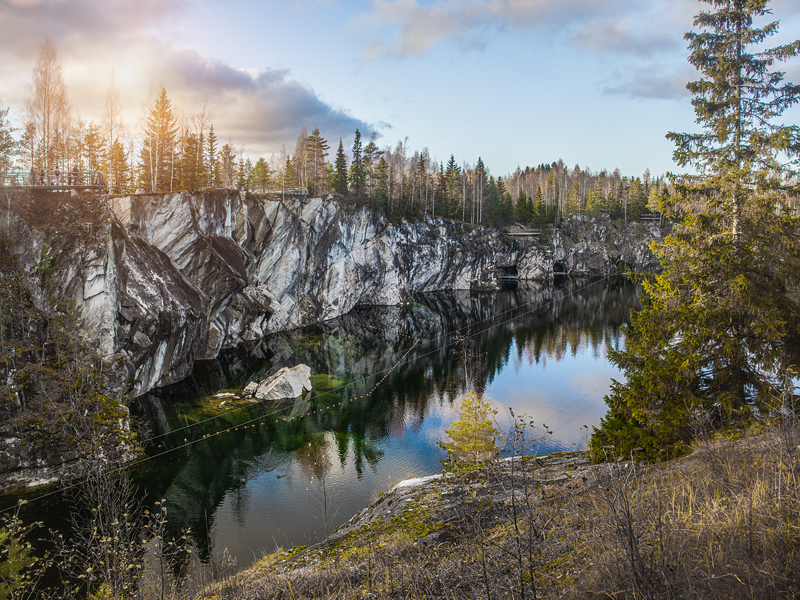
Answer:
[254, 364, 312, 401]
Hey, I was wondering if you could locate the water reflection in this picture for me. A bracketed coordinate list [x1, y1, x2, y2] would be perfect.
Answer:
[130, 278, 637, 567]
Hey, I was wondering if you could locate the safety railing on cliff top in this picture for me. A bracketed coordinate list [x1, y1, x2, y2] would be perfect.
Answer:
[0, 169, 104, 190]
[0, 172, 311, 196]
[248, 185, 308, 195]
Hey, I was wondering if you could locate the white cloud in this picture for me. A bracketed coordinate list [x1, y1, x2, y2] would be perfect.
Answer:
[352, 0, 636, 60]
[0, 0, 376, 156]
[603, 65, 694, 100]
[3, 0, 46, 6]
[150, 47, 373, 152]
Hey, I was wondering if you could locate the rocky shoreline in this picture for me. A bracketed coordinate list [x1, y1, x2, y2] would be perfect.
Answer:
[195, 430, 800, 600]
[198, 450, 619, 599]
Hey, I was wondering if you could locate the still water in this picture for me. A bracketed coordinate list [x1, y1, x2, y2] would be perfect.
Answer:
[129, 277, 637, 569]
[5, 277, 638, 574]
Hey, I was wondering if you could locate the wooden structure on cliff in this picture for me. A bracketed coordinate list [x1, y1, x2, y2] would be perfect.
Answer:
[1, 170, 104, 192]
[0, 170, 310, 196]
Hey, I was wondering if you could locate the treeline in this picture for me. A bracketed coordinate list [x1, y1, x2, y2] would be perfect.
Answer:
[0, 39, 664, 228]
[506, 162, 666, 225]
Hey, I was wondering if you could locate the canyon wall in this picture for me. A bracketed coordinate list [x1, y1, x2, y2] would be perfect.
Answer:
[1, 190, 661, 398]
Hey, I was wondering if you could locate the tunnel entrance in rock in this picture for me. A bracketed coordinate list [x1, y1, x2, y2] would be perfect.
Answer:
[497, 265, 518, 280]
[553, 261, 568, 281]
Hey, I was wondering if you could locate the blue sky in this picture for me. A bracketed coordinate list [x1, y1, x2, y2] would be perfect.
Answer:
[1, 0, 799, 178]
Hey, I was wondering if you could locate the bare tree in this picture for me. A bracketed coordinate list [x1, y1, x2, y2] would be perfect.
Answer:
[102, 76, 123, 159]
[293, 126, 308, 189]
[0, 101, 15, 174]
[102, 76, 125, 189]
[24, 39, 71, 173]
[191, 102, 213, 188]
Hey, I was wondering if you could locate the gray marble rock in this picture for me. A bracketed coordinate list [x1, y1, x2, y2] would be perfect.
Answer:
[254, 364, 312, 401]
[0, 191, 661, 399]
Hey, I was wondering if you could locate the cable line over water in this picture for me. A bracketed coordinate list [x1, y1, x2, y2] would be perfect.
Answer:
[2, 275, 618, 514]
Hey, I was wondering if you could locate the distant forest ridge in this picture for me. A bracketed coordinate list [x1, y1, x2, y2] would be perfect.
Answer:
[0, 40, 664, 228]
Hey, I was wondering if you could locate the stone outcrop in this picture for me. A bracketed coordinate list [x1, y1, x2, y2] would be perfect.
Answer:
[551, 215, 661, 276]
[252, 364, 312, 401]
[0, 190, 661, 399]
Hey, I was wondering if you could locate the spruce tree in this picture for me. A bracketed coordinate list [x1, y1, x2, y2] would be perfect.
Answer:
[627, 177, 648, 220]
[363, 138, 381, 199]
[374, 157, 389, 203]
[350, 129, 366, 197]
[306, 126, 330, 197]
[474, 157, 488, 224]
[514, 188, 529, 223]
[251, 157, 272, 191]
[591, 0, 800, 462]
[107, 139, 128, 194]
[569, 179, 581, 215]
[434, 164, 447, 217]
[332, 138, 348, 195]
[282, 154, 296, 187]
[523, 191, 534, 225]
[139, 87, 178, 193]
[235, 157, 248, 189]
[533, 185, 545, 224]
[206, 124, 218, 187]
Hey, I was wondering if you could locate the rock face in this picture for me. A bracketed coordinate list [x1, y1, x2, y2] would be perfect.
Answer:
[551, 215, 661, 276]
[253, 364, 312, 401]
[0, 190, 661, 398]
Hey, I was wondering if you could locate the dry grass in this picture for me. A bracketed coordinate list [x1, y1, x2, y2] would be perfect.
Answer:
[194, 422, 800, 600]
[576, 422, 800, 598]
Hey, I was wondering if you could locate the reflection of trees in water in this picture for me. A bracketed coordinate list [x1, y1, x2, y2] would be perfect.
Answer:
[296, 435, 332, 482]
[295, 435, 340, 539]
[508, 282, 635, 368]
[346, 279, 638, 426]
[132, 278, 638, 561]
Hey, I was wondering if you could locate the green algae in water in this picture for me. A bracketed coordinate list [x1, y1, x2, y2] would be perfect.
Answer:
[311, 374, 349, 391]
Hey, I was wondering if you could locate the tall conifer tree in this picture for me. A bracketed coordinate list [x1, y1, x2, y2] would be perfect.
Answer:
[306, 126, 330, 197]
[206, 124, 218, 187]
[332, 138, 348, 195]
[350, 129, 366, 197]
[139, 88, 178, 193]
[592, 0, 800, 462]
[363, 138, 381, 199]
[533, 185, 546, 223]
[374, 156, 388, 202]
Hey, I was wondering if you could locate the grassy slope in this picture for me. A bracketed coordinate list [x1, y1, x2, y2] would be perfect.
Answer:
[196, 422, 800, 599]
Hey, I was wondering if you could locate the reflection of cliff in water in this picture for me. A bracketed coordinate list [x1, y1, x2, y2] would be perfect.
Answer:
[131, 278, 638, 559]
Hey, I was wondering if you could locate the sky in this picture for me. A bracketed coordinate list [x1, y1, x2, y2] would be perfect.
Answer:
[1, 0, 799, 179]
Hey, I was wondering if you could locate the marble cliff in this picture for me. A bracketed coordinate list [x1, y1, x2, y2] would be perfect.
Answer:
[1, 190, 661, 398]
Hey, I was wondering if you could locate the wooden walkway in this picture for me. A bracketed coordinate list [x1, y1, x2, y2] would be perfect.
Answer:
[1, 170, 104, 191]
[0, 171, 311, 196]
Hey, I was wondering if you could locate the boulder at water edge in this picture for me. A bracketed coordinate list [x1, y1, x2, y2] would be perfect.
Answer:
[253, 364, 312, 401]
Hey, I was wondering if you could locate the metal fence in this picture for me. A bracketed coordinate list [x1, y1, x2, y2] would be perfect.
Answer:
[0, 171, 313, 196]
[0, 169, 104, 189]
[248, 185, 308, 195]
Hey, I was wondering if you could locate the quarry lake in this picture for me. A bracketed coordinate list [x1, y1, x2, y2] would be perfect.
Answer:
[8, 277, 638, 573]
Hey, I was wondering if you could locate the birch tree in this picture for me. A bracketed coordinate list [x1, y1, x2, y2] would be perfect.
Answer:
[24, 39, 70, 172]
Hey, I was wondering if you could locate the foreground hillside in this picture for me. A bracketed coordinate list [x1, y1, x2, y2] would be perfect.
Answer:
[198, 425, 800, 599]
